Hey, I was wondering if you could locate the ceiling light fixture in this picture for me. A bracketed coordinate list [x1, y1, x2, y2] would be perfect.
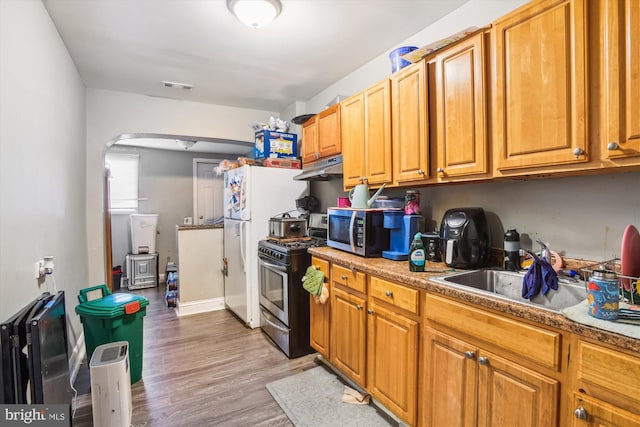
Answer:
[227, 0, 282, 29]
[162, 80, 194, 90]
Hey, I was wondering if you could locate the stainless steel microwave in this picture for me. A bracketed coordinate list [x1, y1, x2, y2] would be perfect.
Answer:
[327, 208, 390, 257]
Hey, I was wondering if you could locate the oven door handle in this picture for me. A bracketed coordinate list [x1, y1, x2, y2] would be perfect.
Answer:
[261, 312, 290, 333]
[259, 259, 288, 273]
[349, 210, 357, 253]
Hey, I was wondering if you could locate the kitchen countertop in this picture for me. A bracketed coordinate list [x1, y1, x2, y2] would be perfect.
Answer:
[177, 224, 224, 231]
[308, 247, 640, 354]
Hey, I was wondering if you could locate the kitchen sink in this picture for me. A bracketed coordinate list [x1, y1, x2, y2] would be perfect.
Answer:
[430, 269, 587, 313]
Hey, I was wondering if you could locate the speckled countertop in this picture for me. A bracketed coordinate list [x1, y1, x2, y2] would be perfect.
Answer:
[176, 224, 224, 231]
[308, 247, 640, 354]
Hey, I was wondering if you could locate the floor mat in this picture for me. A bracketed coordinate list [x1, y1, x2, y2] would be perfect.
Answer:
[266, 366, 395, 427]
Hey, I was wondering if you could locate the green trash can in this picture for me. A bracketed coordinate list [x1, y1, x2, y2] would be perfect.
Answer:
[75, 284, 149, 384]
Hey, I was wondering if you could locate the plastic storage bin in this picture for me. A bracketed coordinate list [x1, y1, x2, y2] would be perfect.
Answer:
[75, 285, 149, 383]
[130, 214, 158, 254]
[389, 46, 418, 73]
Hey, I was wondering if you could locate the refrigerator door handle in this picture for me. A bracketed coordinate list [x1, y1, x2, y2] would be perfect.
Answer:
[240, 167, 248, 221]
[239, 221, 246, 273]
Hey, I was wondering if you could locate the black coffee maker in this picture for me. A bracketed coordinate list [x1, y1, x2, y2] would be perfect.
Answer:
[439, 207, 491, 269]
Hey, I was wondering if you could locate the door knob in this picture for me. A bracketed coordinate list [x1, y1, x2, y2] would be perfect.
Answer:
[356, 304, 363, 310]
[465, 351, 476, 360]
[385, 290, 393, 297]
[573, 148, 586, 157]
[573, 406, 588, 420]
[436, 167, 444, 173]
[418, 169, 425, 175]
[367, 309, 374, 315]
[607, 141, 620, 150]
[478, 357, 489, 366]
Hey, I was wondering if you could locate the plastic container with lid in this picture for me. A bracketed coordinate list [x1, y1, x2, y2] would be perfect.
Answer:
[75, 284, 149, 383]
[389, 46, 419, 73]
[586, 270, 619, 321]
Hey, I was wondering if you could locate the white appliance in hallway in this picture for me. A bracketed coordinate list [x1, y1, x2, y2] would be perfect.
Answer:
[223, 165, 308, 328]
[90, 341, 132, 427]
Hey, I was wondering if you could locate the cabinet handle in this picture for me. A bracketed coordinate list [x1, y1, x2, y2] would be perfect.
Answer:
[478, 357, 489, 366]
[465, 351, 476, 360]
[359, 177, 365, 183]
[367, 309, 374, 315]
[356, 304, 363, 310]
[573, 406, 588, 420]
[418, 169, 425, 175]
[341, 275, 348, 280]
[436, 167, 444, 173]
[573, 148, 586, 157]
[385, 290, 393, 297]
[607, 141, 620, 150]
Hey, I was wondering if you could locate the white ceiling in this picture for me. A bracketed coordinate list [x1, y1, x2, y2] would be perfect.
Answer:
[43, 0, 467, 113]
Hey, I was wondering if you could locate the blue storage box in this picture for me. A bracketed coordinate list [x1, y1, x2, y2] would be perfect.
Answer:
[254, 130, 298, 159]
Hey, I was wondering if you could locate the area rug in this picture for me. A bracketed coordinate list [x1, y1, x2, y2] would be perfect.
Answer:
[266, 366, 395, 427]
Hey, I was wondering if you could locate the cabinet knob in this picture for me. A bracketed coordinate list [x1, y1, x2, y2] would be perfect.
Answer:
[573, 148, 586, 157]
[573, 406, 588, 420]
[385, 290, 393, 297]
[607, 141, 620, 150]
[478, 357, 489, 366]
[436, 167, 444, 173]
[367, 309, 374, 315]
[465, 351, 476, 360]
[356, 304, 363, 310]
[418, 169, 425, 175]
[359, 177, 365, 183]
[341, 275, 348, 280]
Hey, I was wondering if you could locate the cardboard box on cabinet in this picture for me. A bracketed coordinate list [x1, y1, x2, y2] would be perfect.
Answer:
[254, 130, 298, 159]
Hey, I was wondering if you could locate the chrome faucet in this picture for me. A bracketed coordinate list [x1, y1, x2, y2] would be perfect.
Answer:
[536, 240, 550, 261]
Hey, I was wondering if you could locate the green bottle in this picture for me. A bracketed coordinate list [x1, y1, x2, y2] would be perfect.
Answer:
[409, 232, 426, 272]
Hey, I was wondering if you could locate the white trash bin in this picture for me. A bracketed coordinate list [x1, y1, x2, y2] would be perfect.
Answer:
[130, 214, 158, 254]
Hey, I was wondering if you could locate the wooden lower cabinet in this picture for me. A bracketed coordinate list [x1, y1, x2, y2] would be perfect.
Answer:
[331, 286, 367, 387]
[570, 394, 640, 427]
[309, 256, 330, 358]
[421, 327, 559, 427]
[367, 301, 419, 426]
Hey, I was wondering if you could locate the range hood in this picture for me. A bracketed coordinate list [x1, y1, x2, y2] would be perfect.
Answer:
[293, 155, 343, 181]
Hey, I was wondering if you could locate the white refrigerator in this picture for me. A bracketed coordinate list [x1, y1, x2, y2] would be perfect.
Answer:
[223, 165, 308, 328]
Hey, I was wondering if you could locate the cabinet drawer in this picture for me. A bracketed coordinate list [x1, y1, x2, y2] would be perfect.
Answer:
[574, 340, 640, 408]
[425, 293, 562, 370]
[311, 257, 330, 282]
[369, 276, 419, 315]
[332, 264, 366, 294]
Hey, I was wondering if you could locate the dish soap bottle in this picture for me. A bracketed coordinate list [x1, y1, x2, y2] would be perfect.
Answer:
[409, 232, 426, 272]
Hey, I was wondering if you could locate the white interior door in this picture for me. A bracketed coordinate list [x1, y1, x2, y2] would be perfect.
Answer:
[194, 159, 223, 225]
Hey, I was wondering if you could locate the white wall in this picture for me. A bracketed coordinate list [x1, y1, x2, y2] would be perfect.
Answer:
[86, 89, 277, 285]
[0, 0, 87, 364]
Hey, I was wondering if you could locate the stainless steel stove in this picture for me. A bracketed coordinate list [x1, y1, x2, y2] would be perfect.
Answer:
[257, 213, 326, 358]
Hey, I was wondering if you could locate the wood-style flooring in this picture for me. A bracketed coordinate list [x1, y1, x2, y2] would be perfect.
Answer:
[71, 286, 319, 426]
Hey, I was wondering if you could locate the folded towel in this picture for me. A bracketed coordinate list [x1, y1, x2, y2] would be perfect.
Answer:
[302, 266, 324, 296]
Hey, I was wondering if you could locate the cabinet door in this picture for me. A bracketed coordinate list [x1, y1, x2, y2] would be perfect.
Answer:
[571, 394, 640, 427]
[364, 79, 392, 185]
[301, 116, 318, 165]
[341, 93, 366, 187]
[392, 61, 429, 183]
[317, 104, 341, 159]
[331, 287, 367, 387]
[435, 33, 488, 179]
[477, 350, 559, 427]
[493, 0, 588, 171]
[421, 327, 478, 427]
[367, 303, 419, 426]
[309, 257, 330, 358]
[599, 0, 640, 160]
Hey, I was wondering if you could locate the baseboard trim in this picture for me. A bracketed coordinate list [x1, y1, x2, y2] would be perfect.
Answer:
[69, 332, 86, 384]
[176, 297, 225, 316]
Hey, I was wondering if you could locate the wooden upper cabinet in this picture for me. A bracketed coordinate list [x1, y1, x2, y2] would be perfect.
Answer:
[492, 0, 588, 172]
[341, 92, 366, 187]
[301, 116, 318, 165]
[434, 32, 489, 180]
[598, 0, 640, 161]
[392, 60, 429, 184]
[300, 104, 341, 165]
[317, 104, 341, 158]
[341, 80, 392, 188]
